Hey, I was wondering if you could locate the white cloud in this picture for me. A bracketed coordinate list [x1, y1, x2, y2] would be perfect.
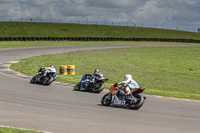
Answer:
[178, 0, 196, 5]
[85, 0, 140, 8]
[133, 1, 175, 25]
[0, 0, 199, 30]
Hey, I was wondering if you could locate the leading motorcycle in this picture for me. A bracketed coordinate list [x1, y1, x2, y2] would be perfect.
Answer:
[30, 67, 56, 85]
[74, 74, 108, 93]
[101, 84, 146, 110]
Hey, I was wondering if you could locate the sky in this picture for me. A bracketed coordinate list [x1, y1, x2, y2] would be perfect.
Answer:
[0, 0, 199, 32]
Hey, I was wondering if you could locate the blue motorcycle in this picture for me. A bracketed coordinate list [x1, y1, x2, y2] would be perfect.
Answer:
[74, 74, 108, 93]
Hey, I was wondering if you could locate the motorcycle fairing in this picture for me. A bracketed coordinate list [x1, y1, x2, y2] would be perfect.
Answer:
[131, 87, 145, 95]
[112, 95, 126, 105]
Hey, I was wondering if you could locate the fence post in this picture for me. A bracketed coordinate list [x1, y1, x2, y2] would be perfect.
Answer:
[86, 18, 88, 24]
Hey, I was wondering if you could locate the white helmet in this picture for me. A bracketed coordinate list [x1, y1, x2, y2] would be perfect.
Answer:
[49, 64, 54, 68]
[124, 74, 132, 82]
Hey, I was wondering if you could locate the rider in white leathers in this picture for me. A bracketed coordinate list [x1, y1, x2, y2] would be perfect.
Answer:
[46, 64, 56, 80]
[36, 64, 57, 80]
[48, 64, 56, 73]
[37, 64, 56, 74]
[118, 74, 139, 96]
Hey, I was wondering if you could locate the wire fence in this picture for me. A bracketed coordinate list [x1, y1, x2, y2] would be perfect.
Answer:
[1, 17, 200, 33]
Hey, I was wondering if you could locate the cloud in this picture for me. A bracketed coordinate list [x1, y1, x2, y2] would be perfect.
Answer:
[0, 0, 199, 30]
[132, 1, 175, 25]
[86, 0, 140, 8]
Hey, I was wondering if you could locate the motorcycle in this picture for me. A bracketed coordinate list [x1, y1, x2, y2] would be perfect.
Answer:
[101, 84, 146, 110]
[74, 74, 108, 93]
[30, 67, 57, 85]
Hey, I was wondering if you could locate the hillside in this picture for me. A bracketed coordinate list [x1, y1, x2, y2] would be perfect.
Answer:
[0, 22, 200, 40]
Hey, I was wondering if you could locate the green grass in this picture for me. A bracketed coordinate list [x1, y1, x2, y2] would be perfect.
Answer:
[2, 22, 200, 100]
[0, 41, 198, 49]
[0, 127, 44, 133]
[1, 22, 200, 40]
[10, 45, 200, 100]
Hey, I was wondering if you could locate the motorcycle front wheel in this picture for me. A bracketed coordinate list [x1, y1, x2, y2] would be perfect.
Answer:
[101, 92, 112, 106]
[74, 82, 81, 91]
[30, 76, 36, 84]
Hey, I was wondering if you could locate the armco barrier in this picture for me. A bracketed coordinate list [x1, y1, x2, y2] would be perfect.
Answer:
[0, 37, 199, 43]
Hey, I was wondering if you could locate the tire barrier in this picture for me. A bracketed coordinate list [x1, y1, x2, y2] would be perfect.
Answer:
[0, 37, 199, 43]
[59, 65, 68, 75]
[67, 65, 75, 75]
[59, 65, 75, 75]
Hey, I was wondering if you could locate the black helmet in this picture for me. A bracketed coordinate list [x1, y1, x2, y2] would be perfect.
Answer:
[94, 69, 100, 73]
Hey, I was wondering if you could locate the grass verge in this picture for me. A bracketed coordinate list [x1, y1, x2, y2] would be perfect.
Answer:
[10, 45, 200, 100]
[0, 127, 44, 133]
[1, 22, 200, 40]
[0, 41, 198, 48]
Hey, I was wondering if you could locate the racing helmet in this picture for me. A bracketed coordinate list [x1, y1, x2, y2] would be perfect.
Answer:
[49, 64, 54, 68]
[94, 69, 100, 73]
[124, 74, 132, 82]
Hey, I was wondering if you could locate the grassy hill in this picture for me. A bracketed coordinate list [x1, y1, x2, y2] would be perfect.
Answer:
[1, 22, 200, 40]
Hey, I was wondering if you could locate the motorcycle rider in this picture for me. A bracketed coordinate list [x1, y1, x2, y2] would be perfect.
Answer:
[92, 69, 103, 81]
[80, 69, 103, 90]
[36, 64, 57, 81]
[117, 74, 139, 101]
[37, 64, 56, 74]
[46, 64, 57, 80]
[48, 64, 56, 73]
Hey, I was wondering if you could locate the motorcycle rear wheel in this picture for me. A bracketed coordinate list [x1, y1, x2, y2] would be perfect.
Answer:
[128, 94, 144, 110]
[43, 76, 54, 85]
[101, 92, 112, 106]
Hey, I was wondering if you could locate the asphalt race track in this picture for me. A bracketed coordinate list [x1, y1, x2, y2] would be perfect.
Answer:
[0, 45, 200, 133]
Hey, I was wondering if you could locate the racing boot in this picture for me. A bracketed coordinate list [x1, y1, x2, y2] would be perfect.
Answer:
[126, 93, 136, 103]
[80, 82, 85, 90]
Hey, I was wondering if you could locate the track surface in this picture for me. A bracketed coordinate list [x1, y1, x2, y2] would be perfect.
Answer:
[0, 45, 200, 133]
